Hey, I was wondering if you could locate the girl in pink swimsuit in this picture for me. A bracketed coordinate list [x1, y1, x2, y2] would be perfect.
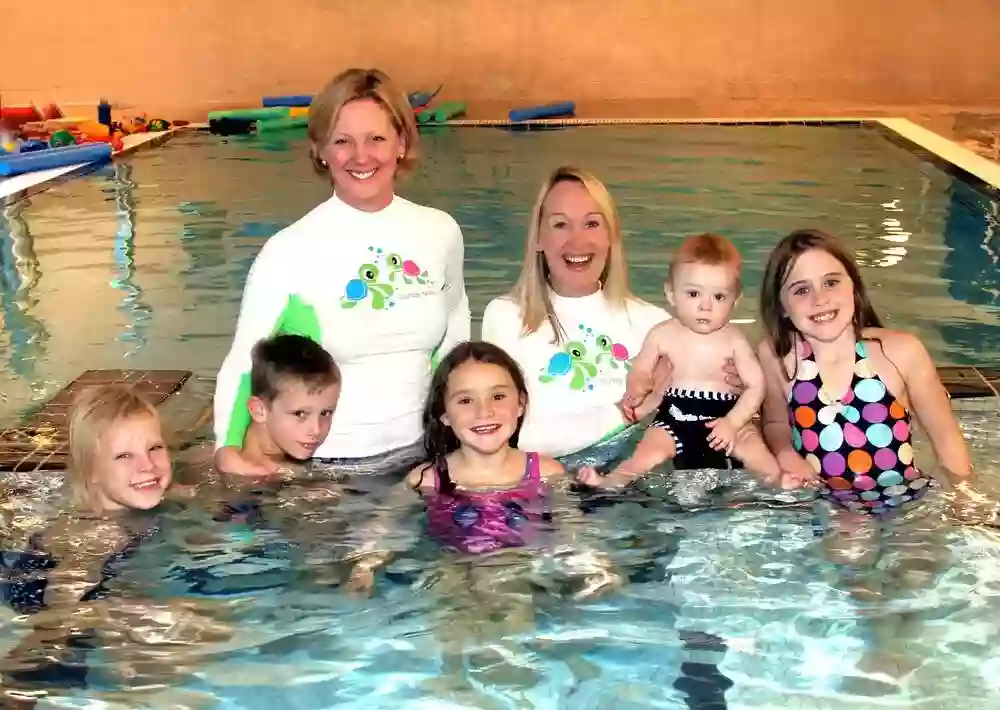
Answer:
[409, 341, 565, 554]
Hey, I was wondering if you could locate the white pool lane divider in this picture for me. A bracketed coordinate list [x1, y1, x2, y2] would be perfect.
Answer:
[0, 130, 179, 202]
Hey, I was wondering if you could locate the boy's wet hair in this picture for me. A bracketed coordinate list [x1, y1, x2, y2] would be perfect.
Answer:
[669, 233, 743, 292]
[250, 334, 341, 403]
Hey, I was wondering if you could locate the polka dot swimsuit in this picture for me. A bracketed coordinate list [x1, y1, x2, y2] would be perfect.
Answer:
[788, 339, 932, 516]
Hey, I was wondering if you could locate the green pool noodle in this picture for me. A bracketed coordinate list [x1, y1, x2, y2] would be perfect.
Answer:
[419, 101, 467, 124]
[223, 294, 323, 447]
[256, 116, 310, 133]
[208, 107, 291, 122]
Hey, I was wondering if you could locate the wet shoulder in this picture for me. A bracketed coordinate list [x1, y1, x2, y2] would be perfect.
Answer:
[536, 454, 565, 480]
[722, 322, 753, 349]
[860, 328, 917, 404]
[757, 337, 796, 383]
[406, 461, 437, 490]
[862, 328, 923, 365]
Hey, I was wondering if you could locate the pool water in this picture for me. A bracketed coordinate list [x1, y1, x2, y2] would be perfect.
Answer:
[0, 124, 999, 708]
[2, 124, 1000, 420]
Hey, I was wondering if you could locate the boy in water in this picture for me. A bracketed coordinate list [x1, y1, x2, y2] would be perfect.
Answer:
[578, 233, 781, 488]
[215, 334, 341, 476]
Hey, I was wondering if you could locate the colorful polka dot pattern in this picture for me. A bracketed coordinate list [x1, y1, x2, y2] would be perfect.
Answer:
[787, 340, 932, 516]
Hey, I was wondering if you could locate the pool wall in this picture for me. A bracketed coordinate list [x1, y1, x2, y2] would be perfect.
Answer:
[3, 0, 999, 121]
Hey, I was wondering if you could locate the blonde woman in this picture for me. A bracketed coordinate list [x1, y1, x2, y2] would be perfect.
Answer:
[482, 167, 740, 459]
[213, 68, 470, 475]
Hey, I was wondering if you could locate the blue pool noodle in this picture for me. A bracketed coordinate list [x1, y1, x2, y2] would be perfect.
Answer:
[508, 101, 576, 122]
[0, 143, 113, 178]
[262, 95, 313, 108]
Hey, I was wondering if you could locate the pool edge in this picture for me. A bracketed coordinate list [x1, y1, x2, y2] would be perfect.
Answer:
[874, 118, 1000, 191]
[6, 117, 999, 204]
[0, 128, 188, 204]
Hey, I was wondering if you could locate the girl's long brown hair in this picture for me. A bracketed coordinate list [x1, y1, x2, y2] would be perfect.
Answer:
[759, 229, 883, 376]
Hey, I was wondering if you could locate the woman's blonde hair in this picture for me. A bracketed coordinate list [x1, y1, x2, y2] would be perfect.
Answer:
[307, 68, 420, 176]
[509, 166, 632, 343]
[67, 384, 163, 512]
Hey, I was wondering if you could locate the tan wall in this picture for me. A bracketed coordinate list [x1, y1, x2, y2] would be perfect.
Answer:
[2, 0, 998, 121]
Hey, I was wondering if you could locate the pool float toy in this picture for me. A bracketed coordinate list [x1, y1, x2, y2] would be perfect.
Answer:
[75, 120, 111, 140]
[0, 131, 18, 154]
[0, 142, 112, 178]
[18, 139, 47, 153]
[408, 85, 443, 109]
[118, 116, 149, 134]
[509, 101, 576, 122]
[77, 132, 125, 151]
[98, 99, 112, 128]
[256, 116, 309, 133]
[48, 130, 76, 148]
[262, 95, 312, 108]
[0, 105, 42, 130]
[208, 117, 256, 136]
[40, 103, 63, 120]
[208, 107, 290, 122]
[418, 101, 466, 124]
[18, 118, 97, 140]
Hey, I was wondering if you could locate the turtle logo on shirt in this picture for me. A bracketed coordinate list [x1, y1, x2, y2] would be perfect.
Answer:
[341, 263, 395, 310]
[340, 247, 437, 310]
[538, 325, 631, 392]
[594, 333, 632, 369]
[539, 341, 596, 391]
[385, 253, 429, 285]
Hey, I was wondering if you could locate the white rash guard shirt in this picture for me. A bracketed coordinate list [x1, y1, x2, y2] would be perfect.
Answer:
[213, 193, 471, 459]
[481, 290, 668, 457]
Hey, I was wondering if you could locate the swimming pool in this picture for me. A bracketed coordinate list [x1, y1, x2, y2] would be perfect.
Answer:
[1, 124, 999, 708]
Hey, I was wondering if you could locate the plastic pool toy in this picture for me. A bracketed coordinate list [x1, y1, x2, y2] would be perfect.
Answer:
[408, 86, 442, 109]
[256, 116, 309, 133]
[262, 95, 312, 108]
[0, 142, 112, 177]
[208, 107, 290, 122]
[209, 118, 255, 135]
[48, 130, 76, 148]
[417, 101, 466, 124]
[508, 101, 576, 122]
